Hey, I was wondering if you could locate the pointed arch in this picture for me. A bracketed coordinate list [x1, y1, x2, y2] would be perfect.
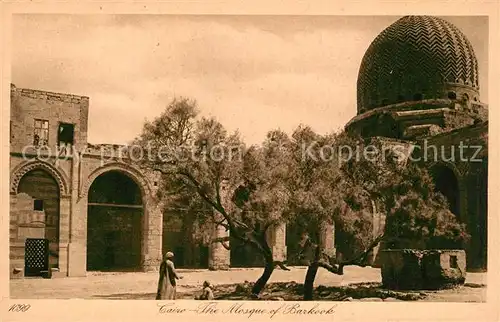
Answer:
[11, 160, 70, 196]
[80, 162, 152, 201]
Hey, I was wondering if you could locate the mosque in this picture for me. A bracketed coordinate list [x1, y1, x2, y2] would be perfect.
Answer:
[9, 15, 487, 278]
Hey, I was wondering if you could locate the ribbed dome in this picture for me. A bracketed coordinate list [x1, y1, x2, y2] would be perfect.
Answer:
[357, 16, 480, 113]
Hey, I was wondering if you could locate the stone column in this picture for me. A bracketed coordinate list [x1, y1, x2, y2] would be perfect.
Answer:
[141, 197, 163, 272]
[208, 180, 232, 270]
[265, 222, 287, 262]
[319, 220, 336, 258]
[57, 195, 71, 276]
[370, 200, 386, 267]
[67, 157, 87, 277]
[208, 213, 230, 270]
[67, 197, 87, 277]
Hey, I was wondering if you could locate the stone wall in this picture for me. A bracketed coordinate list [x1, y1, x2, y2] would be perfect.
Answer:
[10, 84, 89, 153]
[10, 85, 164, 277]
[10, 193, 46, 278]
[381, 249, 466, 290]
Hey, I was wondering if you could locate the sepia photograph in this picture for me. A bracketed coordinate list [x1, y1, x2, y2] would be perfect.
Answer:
[4, 8, 493, 315]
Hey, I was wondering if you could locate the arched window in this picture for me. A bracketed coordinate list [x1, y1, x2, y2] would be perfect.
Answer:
[430, 165, 460, 217]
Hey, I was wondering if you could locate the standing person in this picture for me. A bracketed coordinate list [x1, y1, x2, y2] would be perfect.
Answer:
[156, 252, 182, 300]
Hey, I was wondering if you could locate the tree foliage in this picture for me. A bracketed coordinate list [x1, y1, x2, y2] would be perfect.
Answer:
[133, 98, 293, 295]
[135, 97, 470, 299]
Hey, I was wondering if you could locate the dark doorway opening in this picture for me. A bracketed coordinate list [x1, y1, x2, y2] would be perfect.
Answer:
[431, 165, 460, 217]
[87, 171, 143, 271]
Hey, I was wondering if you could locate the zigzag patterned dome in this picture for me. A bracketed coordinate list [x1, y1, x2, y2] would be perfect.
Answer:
[357, 15, 480, 114]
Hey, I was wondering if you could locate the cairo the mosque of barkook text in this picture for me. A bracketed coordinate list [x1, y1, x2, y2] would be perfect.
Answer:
[9, 15, 488, 279]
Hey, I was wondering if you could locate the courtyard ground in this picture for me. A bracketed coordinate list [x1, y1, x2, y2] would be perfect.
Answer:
[10, 266, 486, 302]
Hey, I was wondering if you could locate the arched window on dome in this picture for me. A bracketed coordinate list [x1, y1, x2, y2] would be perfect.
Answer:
[447, 91, 457, 100]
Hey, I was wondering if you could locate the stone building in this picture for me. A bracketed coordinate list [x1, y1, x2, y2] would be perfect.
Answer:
[346, 16, 488, 270]
[9, 15, 487, 277]
[9, 85, 165, 277]
[8, 84, 291, 276]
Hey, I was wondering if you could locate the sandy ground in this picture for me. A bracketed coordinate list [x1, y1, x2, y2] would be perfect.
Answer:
[10, 266, 486, 302]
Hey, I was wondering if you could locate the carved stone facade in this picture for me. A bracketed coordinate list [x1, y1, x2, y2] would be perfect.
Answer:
[347, 16, 488, 270]
[9, 85, 165, 277]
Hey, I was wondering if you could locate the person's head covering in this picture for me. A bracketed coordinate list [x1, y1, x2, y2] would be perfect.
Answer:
[165, 252, 174, 259]
[203, 280, 211, 288]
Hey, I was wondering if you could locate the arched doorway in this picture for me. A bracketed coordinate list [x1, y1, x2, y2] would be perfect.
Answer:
[477, 162, 488, 269]
[230, 235, 265, 267]
[18, 169, 60, 269]
[286, 217, 320, 266]
[87, 170, 143, 271]
[162, 211, 210, 269]
[430, 165, 460, 217]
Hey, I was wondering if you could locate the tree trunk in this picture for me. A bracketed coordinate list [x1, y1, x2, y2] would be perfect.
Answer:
[303, 245, 321, 300]
[303, 262, 319, 300]
[251, 258, 275, 295]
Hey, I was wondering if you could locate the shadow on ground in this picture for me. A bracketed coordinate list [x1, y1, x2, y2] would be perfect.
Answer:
[214, 282, 426, 301]
[93, 292, 157, 300]
[91, 281, 486, 302]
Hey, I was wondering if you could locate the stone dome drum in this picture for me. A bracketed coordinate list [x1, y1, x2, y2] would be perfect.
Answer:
[357, 15, 480, 114]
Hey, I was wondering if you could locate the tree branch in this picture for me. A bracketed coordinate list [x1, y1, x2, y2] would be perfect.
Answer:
[312, 234, 385, 276]
[177, 171, 226, 215]
[317, 260, 344, 275]
[339, 233, 384, 267]
[211, 236, 231, 250]
[215, 219, 230, 230]
[273, 261, 291, 271]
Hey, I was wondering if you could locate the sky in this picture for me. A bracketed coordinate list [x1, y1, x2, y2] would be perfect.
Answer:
[12, 15, 488, 145]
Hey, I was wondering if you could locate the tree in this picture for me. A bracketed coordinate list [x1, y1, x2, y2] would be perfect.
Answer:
[133, 98, 292, 296]
[335, 134, 469, 250]
[284, 127, 384, 300]
[288, 130, 467, 300]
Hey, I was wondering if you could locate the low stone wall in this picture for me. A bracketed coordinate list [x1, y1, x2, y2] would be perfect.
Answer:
[380, 249, 466, 290]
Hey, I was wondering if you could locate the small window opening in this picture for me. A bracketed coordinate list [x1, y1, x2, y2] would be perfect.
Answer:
[34, 119, 49, 146]
[58, 123, 75, 146]
[447, 91, 457, 100]
[34, 199, 44, 211]
[450, 255, 458, 268]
